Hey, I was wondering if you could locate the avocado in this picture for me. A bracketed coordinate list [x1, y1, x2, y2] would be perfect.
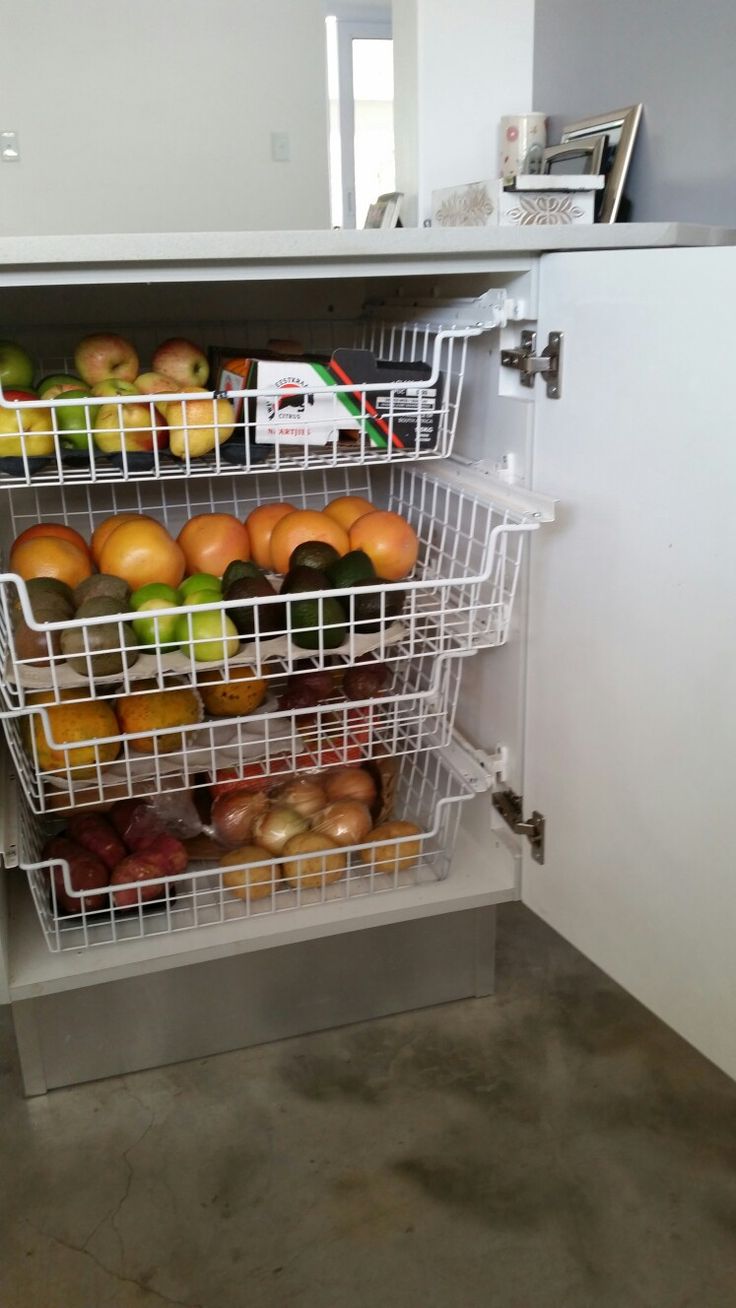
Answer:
[280, 565, 332, 595]
[61, 619, 139, 678]
[288, 540, 342, 573]
[76, 596, 129, 619]
[222, 559, 267, 591]
[14, 618, 62, 666]
[73, 573, 131, 610]
[225, 575, 281, 638]
[327, 549, 376, 588]
[289, 596, 348, 651]
[337, 578, 406, 633]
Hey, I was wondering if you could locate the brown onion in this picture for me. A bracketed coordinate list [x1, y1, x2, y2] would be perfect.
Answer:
[281, 832, 346, 889]
[313, 800, 372, 847]
[210, 789, 269, 849]
[271, 777, 327, 819]
[323, 766, 377, 807]
[253, 803, 309, 854]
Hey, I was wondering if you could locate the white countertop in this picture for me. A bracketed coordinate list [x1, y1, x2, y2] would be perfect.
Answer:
[1, 224, 734, 287]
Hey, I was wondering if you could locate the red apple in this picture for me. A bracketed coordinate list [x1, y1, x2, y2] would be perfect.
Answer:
[44, 836, 110, 914]
[142, 832, 188, 875]
[111, 855, 166, 909]
[135, 372, 181, 416]
[152, 338, 209, 388]
[109, 799, 163, 851]
[0, 389, 55, 456]
[74, 333, 139, 386]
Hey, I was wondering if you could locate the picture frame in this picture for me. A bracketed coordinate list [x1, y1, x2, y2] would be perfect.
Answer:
[559, 105, 642, 222]
[363, 192, 404, 229]
[542, 137, 606, 179]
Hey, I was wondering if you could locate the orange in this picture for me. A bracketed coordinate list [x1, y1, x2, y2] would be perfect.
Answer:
[12, 523, 91, 559]
[177, 513, 250, 578]
[349, 511, 419, 581]
[10, 536, 93, 589]
[198, 665, 267, 717]
[91, 512, 156, 567]
[99, 517, 185, 591]
[323, 495, 375, 533]
[32, 699, 120, 777]
[245, 503, 295, 571]
[269, 510, 349, 575]
[116, 682, 202, 753]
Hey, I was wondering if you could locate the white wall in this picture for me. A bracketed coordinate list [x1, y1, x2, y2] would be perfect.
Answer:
[2, 0, 331, 236]
[393, 0, 536, 224]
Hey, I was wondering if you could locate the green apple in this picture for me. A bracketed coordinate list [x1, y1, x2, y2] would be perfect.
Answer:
[55, 388, 94, 451]
[0, 341, 34, 390]
[179, 573, 222, 600]
[38, 374, 84, 400]
[90, 379, 139, 399]
[132, 599, 180, 648]
[131, 583, 181, 609]
[175, 610, 240, 662]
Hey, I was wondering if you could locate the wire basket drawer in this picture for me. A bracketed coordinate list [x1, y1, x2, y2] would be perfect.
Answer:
[18, 744, 491, 954]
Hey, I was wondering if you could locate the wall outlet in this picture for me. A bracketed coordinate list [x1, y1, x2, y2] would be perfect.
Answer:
[1, 131, 20, 162]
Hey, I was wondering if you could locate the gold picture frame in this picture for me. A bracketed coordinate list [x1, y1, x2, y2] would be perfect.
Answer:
[559, 105, 642, 222]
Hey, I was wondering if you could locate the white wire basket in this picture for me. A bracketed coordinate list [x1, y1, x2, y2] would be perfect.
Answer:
[4, 651, 467, 814]
[19, 744, 491, 954]
[0, 317, 493, 489]
[0, 467, 540, 716]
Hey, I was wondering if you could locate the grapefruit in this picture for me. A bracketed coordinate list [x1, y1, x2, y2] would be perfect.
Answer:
[269, 510, 349, 575]
[12, 523, 91, 558]
[91, 512, 157, 566]
[323, 495, 375, 533]
[177, 513, 250, 577]
[245, 502, 295, 570]
[10, 536, 93, 589]
[348, 511, 419, 581]
[99, 517, 185, 591]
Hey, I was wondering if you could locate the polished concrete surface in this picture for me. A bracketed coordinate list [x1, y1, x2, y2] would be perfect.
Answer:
[2, 904, 736, 1308]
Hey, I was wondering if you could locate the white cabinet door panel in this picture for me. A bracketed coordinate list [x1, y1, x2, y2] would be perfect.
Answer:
[523, 248, 736, 1078]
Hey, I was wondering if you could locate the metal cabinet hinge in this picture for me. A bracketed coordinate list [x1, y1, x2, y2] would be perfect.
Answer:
[501, 330, 563, 398]
[492, 788, 545, 864]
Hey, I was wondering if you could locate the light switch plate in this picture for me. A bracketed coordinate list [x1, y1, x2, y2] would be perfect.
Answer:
[1, 131, 20, 162]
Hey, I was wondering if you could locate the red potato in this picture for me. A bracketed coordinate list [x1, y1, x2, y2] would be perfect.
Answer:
[65, 813, 127, 871]
[43, 835, 110, 914]
[110, 855, 166, 909]
[109, 799, 164, 852]
[139, 832, 188, 876]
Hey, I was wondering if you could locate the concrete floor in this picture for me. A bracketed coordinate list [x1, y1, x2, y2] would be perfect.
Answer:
[2, 905, 736, 1308]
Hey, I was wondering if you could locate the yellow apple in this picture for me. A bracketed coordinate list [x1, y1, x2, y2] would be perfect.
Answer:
[0, 391, 54, 456]
[134, 372, 181, 417]
[166, 395, 236, 458]
[93, 400, 168, 454]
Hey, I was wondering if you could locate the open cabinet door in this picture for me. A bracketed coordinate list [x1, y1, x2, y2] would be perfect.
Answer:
[522, 247, 736, 1079]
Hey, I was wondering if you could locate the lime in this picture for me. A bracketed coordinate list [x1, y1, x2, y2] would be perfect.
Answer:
[327, 549, 376, 588]
[288, 540, 342, 573]
[174, 610, 240, 662]
[184, 588, 223, 607]
[290, 596, 347, 650]
[132, 598, 180, 648]
[179, 572, 222, 600]
[131, 582, 180, 609]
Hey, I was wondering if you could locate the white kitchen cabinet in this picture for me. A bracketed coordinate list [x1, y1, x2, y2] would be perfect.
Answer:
[0, 225, 733, 1092]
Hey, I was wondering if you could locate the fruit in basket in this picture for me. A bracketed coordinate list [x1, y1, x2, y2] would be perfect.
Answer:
[32, 699, 120, 776]
[358, 820, 423, 874]
[54, 388, 94, 451]
[197, 664, 267, 716]
[221, 559, 265, 591]
[74, 574, 131, 609]
[323, 765, 377, 808]
[26, 576, 76, 609]
[174, 609, 240, 662]
[0, 340, 34, 389]
[342, 659, 390, 700]
[131, 598, 180, 648]
[61, 616, 138, 678]
[179, 572, 222, 601]
[349, 511, 419, 581]
[13, 617, 62, 666]
[281, 564, 332, 595]
[288, 540, 342, 573]
[43, 836, 110, 913]
[98, 517, 186, 591]
[245, 503, 296, 570]
[269, 510, 349, 575]
[186, 588, 222, 607]
[166, 395, 236, 459]
[13, 523, 90, 558]
[314, 800, 373, 847]
[152, 337, 209, 387]
[93, 397, 168, 456]
[139, 832, 188, 875]
[178, 514, 250, 577]
[110, 856, 165, 909]
[65, 813, 127, 870]
[327, 549, 376, 588]
[116, 683, 202, 753]
[38, 374, 84, 400]
[0, 391, 55, 457]
[220, 846, 278, 901]
[225, 575, 281, 639]
[130, 581, 179, 608]
[91, 513, 150, 565]
[338, 578, 405, 633]
[288, 594, 347, 651]
[211, 789, 270, 848]
[281, 831, 346, 889]
[109, 798, 164, 850]
[323, 495, 375, 532]
[253, 804, 309, 854]
[276, 682, 321, 713]
[290, 666, 337, 700]
[134, 372, 181, 415]
[76, 595, 128, 619]
[74, 333, 139, 386]
[10, 535, 93, 588]
[271, 777, 327, 819]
